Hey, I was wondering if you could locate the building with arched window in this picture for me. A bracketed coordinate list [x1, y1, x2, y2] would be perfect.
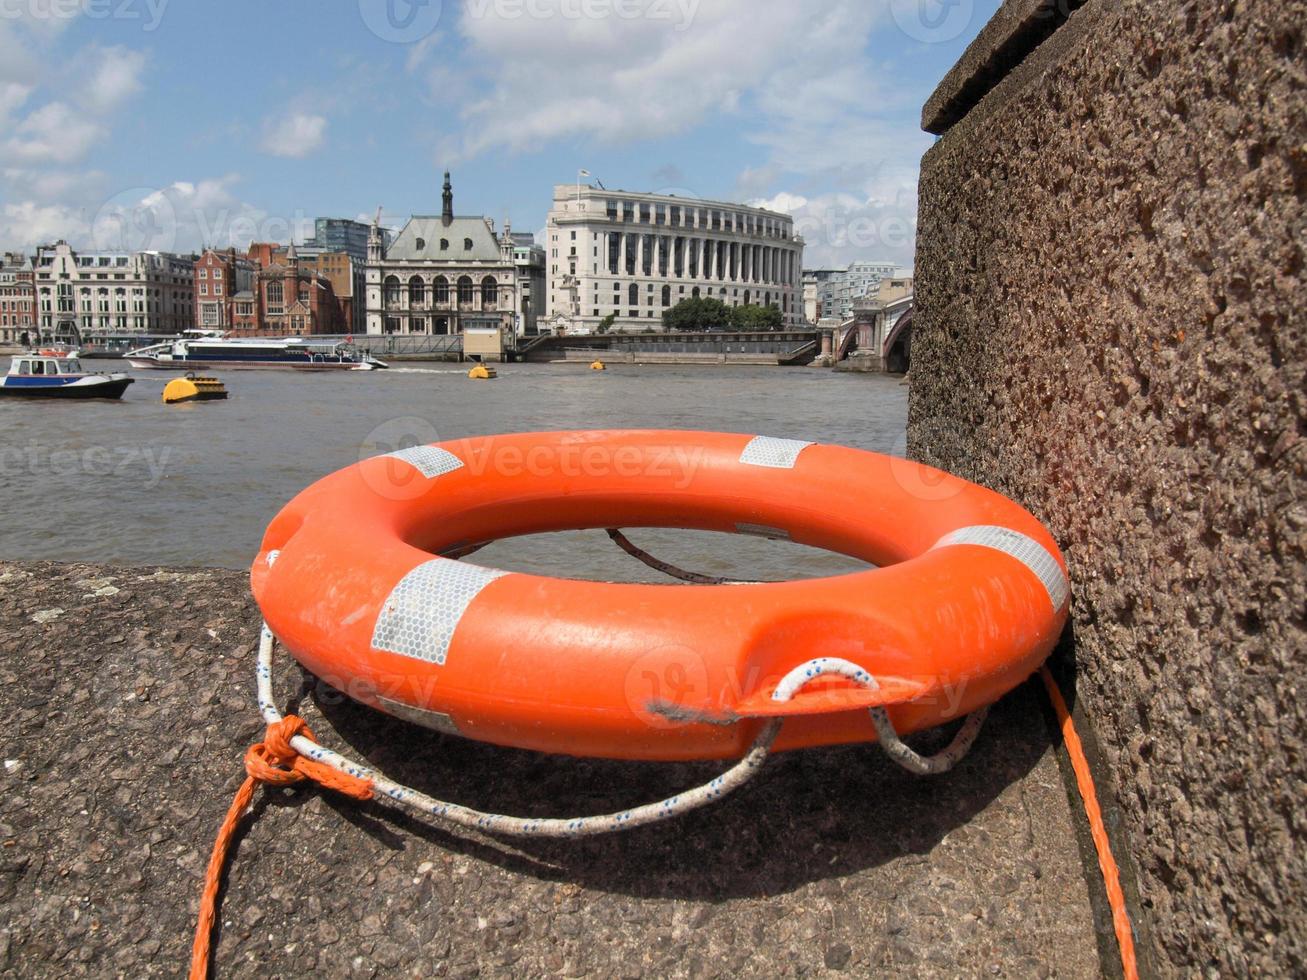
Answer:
[545, 184, 805, 334]
[365, 172, 521, 337]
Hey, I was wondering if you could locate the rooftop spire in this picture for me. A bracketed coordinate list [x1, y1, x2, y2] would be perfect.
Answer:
[441, 171, 453, 226]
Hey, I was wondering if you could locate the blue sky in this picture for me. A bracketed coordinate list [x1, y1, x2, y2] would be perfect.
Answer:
[0, 0, 1000, 268]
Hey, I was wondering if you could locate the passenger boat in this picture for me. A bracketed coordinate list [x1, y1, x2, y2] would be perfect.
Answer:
[1, 353, 133, 399]
[124, 337, 387, 371]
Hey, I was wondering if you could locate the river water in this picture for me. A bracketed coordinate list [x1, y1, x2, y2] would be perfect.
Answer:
[1, 361, 906, 578]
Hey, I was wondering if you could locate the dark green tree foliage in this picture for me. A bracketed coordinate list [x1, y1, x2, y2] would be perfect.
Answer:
[729, 303, 784, 331]
[662, 298, 783, 332]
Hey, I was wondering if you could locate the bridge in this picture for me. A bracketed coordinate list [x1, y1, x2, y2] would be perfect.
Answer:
[819, 300, 913, 373]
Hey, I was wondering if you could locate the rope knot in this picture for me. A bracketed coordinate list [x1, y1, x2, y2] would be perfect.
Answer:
[243, 714, 373, 800]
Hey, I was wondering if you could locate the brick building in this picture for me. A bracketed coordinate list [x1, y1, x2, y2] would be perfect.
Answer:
[194, 248, 259, 331]
[244, 244, 345, 336]
[0, 252, 36, 346]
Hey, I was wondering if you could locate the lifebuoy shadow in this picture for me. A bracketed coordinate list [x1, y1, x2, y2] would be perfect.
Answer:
[299, 671, 1055, 902]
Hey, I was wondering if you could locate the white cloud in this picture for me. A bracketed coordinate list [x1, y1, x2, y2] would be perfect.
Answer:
[78, 46, 147, 112]
[0, 199, 89, 249]
[444, 0, 855, 159]
[0, 82, 32, 125]
[423, 0, 920, 267]
[259, 112, 328, 158]
[3, 102, 104, 165]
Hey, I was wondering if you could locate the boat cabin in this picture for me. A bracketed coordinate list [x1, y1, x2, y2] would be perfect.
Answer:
[9, 355, 87, 377]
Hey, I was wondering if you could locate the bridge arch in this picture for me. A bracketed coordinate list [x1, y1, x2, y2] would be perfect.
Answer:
[883, 309, 913, 374]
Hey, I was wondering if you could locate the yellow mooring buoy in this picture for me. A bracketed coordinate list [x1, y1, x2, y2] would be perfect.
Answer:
[590, 360, 606, 371]
[162, 374, 228, 404]
[467, 363, 497, 380]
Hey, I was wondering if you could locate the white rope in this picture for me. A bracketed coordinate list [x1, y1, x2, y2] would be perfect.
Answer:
[255, 627, 987, 837]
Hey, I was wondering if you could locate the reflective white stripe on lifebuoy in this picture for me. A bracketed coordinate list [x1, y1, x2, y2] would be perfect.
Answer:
[381, 445, 464, 479]
[932, 525, 1070, 611]
[739, 436, 813, 469]
[372, 558, 508, 664]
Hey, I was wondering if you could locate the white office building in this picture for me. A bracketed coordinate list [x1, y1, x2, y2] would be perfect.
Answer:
[545, 184, 805, 333]
[33, 240, 196, 342]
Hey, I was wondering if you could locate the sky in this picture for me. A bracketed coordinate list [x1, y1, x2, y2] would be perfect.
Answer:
[0, 0, 1001, 270]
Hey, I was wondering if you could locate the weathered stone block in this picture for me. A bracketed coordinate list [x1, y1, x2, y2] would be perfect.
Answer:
[912, 0, 1305, 974]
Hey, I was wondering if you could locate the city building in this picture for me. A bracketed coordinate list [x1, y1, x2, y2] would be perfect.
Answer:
[802, 268, 844, 323]
[194, 248, 258, 331]
[510, 232, 546, 335]
[294, 244, 364, 335]
[851, 273, 914, 371]
[305, 217, 391, 262]
[545, 184, 805, 334]
[242, 244, 345, 336]
[0, 252, 36, 346]
[32, 241, 196, 343]
[300, 218, 394, 335]
[365, 173, 518, 336]
[833, 261, 900, 320]
[803, 260, 903, 323]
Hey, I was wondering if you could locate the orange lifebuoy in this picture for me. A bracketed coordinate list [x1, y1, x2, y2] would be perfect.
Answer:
[251, 430, 1070, 762]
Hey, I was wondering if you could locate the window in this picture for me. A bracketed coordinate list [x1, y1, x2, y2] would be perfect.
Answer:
[464, 238, 473, 250]
[214, 269, 223, 280]
[457, 276, 474, 304]
[409, 276, 425, 306]
[481, 276, 497, 308]
[628, 283, 638, 306]
[433, 275, 449, 304]
[661, 285, 671, 306]
[416, 238, 426, 250]
[440, 238, 449, 250]
[383, 276, 400, 306]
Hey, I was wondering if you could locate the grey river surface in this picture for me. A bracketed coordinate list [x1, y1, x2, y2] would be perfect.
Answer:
[1, 361, 906, 578]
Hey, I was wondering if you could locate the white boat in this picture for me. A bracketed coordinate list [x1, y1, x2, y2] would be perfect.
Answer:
[124, 337, 387, 371]
[1, 353, 133, 399]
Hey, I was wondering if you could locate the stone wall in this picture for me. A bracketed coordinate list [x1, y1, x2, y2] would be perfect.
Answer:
[910, 0, 1304, 974]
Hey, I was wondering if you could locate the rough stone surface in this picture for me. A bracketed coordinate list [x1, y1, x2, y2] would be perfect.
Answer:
[922, 0, 1078, 135]
[911, 1, 1306, 975]
[0, 561, 1102, 977]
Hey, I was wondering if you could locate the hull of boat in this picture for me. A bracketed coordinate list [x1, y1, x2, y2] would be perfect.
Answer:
[0, 377, 134, 399]
[125, 356, 377, 371]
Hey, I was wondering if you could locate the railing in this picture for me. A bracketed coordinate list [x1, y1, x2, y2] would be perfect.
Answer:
[313, 334, 464, 357]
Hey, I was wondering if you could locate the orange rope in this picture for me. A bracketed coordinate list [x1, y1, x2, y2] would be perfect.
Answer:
[189, 715, 373, 980]
[1039, 665, 1139, 980]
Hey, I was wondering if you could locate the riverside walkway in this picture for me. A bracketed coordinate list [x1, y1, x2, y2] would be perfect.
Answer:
[1, 560, 1103, 977]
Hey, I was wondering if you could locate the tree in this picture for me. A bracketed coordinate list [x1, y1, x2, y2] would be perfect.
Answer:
[662, 296, 733, 332]
[596, 313, 616, 334]
[729, 303, 784, 331]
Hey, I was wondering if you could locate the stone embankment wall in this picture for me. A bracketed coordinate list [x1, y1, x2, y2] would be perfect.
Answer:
[910, 0, 1304, 974]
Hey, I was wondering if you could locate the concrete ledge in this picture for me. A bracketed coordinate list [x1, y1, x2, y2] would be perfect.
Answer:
[922, 0, 1090, 134]
[0, 560, 1104, 976]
